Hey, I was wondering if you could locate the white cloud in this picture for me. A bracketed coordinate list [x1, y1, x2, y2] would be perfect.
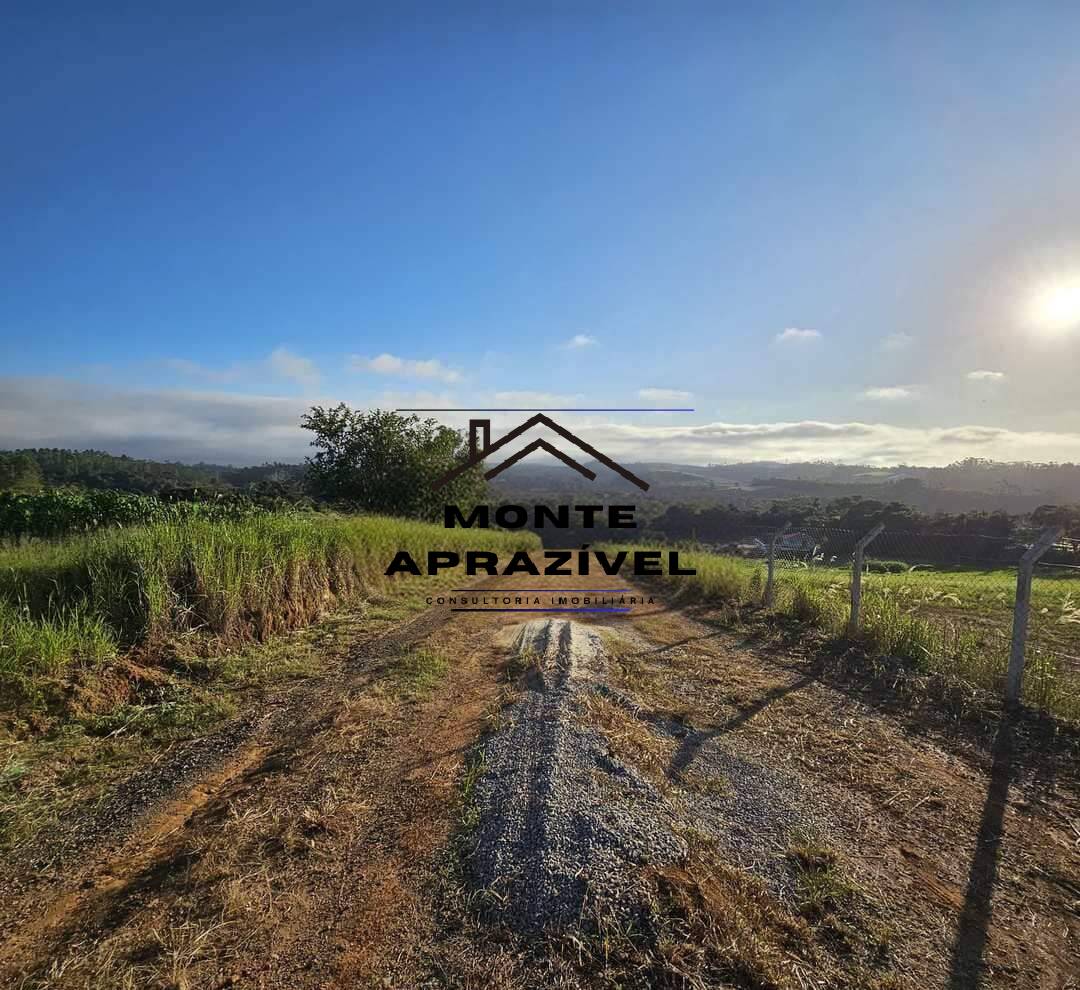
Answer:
[0, 377, 313, 465]
[492, 391, 582, 405]
[350, 353, 461, 383]
[966, 370, 1006, 382]
[562, 334, 597, 349]
[859, 386, 918, 401]
[570, 419, 1080, 467]
[6, 376, 1080, 467]
[637, 388, 693, 402]
[164, 349, 319, 389]
[882, 332, 914, 351]
[775, 327, 821, 344]
[267, 347, 319, 389]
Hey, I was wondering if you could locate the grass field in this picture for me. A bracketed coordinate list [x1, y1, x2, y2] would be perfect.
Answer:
[640, 548, 1080, 720]
[0, 513, 539, 721]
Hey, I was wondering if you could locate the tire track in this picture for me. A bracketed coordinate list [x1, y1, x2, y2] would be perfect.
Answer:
[0, 600, 458, 982]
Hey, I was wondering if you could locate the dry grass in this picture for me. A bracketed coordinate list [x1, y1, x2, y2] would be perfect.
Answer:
[0, 516, 537, 850]
[649, 846, 814, 989]
[10, 571, 1076, 989]
[535, 833, 896, 990]
[582, 692, 677, 793]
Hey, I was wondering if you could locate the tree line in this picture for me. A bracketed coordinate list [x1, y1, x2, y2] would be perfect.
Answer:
[0, 407, 483, 537]
[645, 497, 1080, 539]
[0, 449, 305, 495]
[3, 410, 1080, 543]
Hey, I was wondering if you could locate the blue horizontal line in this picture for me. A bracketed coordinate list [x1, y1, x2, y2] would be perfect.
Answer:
[450, 607, 632, 613]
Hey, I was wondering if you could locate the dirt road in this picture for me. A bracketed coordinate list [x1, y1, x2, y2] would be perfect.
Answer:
[1, 563, 1077, 989]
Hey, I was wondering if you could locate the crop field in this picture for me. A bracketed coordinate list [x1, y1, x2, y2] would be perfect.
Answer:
[643, 548, 1080, 720]
[0, 489, 266, 540]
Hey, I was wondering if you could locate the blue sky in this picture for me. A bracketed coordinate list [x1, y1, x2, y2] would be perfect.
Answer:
[4, 3, 1080, 465]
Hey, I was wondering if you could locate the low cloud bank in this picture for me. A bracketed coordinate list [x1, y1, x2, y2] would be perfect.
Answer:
[2, 377, 1080, 468]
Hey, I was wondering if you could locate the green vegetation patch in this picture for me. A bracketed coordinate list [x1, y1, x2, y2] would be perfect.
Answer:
[608, 544, 1080, 720]
[786, 832, 857, 920]
[0, 488, 266, 541]
[0, 513, 538, 722]
[382, 646, 451, 700]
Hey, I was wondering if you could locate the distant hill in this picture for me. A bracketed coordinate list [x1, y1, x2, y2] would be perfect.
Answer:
[0, 448, 306, 494]
[5, 448, 1080, 516]
[489, 456, 1080, 515]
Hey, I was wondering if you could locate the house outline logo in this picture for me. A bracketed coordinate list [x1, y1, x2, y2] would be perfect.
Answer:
[431, 413, 650, 492]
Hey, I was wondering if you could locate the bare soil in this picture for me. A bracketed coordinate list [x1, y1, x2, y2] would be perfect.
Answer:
[1, 562, 1077, 989]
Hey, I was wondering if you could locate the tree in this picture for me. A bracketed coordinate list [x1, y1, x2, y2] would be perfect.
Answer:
[0, 453, 43, 492]
[300, 405, 486, 519]
[1031, 503, 1080, 538]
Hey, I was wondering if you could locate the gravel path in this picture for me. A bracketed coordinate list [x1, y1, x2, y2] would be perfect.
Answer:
[469, 619, 685, 931]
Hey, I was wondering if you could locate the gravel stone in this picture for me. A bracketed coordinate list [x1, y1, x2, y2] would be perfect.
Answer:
[469, 619, 685, 931]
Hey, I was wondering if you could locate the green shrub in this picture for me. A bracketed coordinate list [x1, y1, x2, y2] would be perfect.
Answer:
[865, 559, 909, 574]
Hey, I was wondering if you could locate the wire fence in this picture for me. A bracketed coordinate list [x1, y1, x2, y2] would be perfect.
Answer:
[1031, 549, 1080, 707]
[693, 524, 1079, 719]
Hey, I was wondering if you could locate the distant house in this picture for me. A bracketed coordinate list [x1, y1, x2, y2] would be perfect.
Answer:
[777, 531, 818, 552]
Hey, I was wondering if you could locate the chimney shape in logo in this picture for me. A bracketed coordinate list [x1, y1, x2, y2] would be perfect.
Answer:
[432, 413, 649, 492]
[469, 419, 490, 460]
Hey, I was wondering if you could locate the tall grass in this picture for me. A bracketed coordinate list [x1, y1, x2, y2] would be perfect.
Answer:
[0, 602, 117, 678]
[0, 514, 538, 688]
[622, 547, 1080, 720]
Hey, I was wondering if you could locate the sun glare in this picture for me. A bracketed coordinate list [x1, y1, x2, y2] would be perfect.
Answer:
[1029, 279, 1080, 334]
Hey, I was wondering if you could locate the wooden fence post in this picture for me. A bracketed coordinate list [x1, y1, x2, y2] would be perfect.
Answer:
[1005, 527, 1063, 707]
[848, 523, 885, 636]
[765, 522, 791, 608]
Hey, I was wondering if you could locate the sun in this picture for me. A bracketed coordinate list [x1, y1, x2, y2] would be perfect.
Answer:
[1028, 279, 1080, 334]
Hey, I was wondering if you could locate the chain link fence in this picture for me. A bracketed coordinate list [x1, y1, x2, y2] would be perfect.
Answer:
[1030, 541, 1080, 716]
[688, 524, 1078, 719]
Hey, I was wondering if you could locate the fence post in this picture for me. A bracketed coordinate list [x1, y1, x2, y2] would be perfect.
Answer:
[1005, 526, 1063, 707]
[765, 522, 791, 608]
[848, 523, 885, 636]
